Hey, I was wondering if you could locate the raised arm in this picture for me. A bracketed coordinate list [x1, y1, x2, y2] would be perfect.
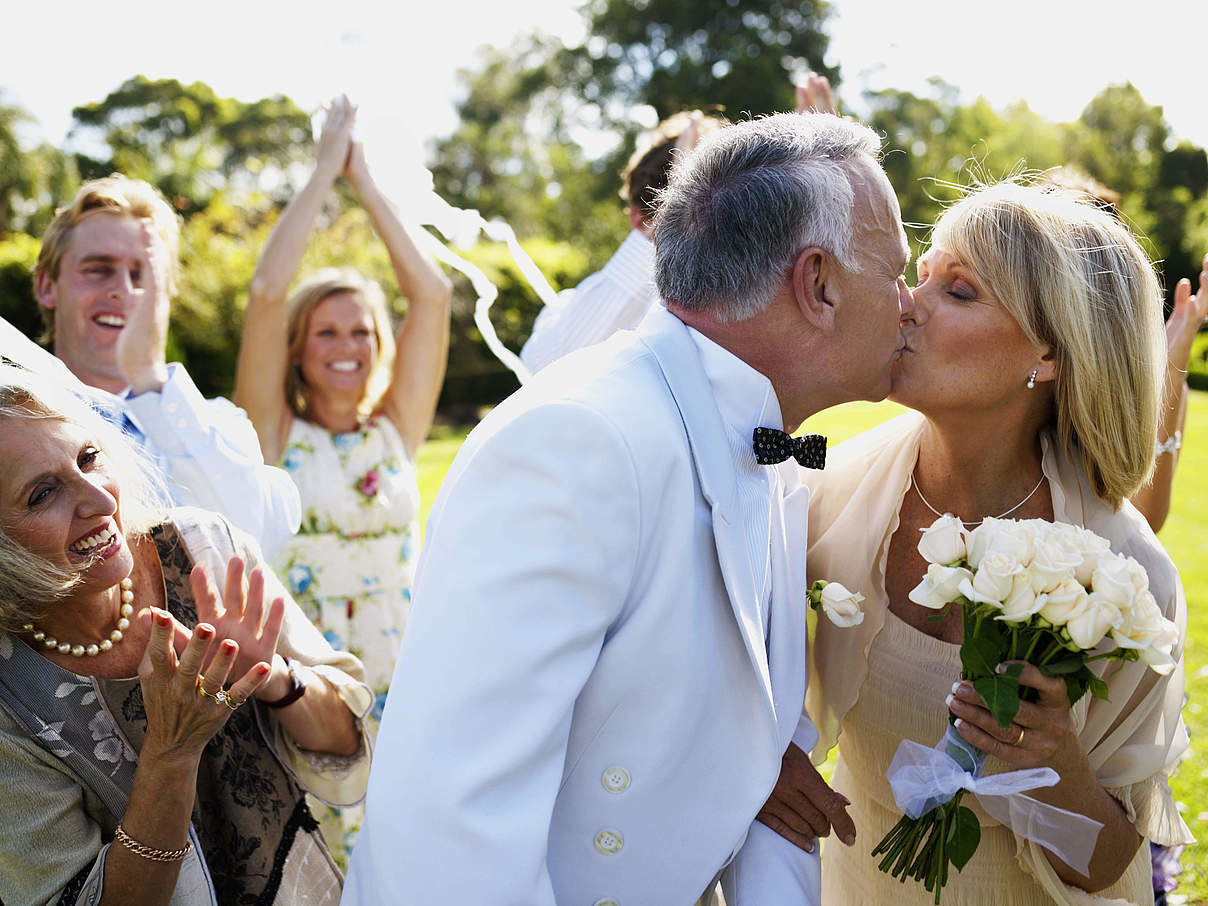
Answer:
[236, 96, 357, 463]
[1131, 252, 1207, 531]
[344, 141, 452, 458]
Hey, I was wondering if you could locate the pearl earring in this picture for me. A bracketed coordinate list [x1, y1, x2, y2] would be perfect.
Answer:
[1026, 369, 1038, 389]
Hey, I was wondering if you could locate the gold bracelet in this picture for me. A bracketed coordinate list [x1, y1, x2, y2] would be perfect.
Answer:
[114, 824, 193, 863]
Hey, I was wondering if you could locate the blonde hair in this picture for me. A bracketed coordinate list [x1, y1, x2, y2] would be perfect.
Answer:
[0, 366, 166, 631]
[35, 174, 182, 342]
[284, 268, 396, 421]
[932, 181, 1165, 507]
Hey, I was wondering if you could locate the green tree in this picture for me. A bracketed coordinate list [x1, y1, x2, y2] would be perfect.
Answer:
[1063, 83, 1208, 295]
[71, 76, 313, 215]
[0, 92, 78, 236]
[579, 0, 836, 122]
[431, 0, 839, 260]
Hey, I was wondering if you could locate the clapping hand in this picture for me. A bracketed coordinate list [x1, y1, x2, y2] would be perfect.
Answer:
[138, 608, 271, 760]
[116, 219, 171, 395]
[316, 94, 357, 181]
[190, 558, 286, 700]
[674, 111, 705, 155]
[344, 139, 373, 195]
[1167, 252, 1208, 377]
[795, 73, 836, 116]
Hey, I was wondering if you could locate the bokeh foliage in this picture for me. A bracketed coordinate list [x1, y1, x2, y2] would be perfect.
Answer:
[0, 2, 1205, 407]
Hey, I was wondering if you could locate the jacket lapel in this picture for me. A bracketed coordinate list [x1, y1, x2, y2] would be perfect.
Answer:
[638, 309, 776, 722]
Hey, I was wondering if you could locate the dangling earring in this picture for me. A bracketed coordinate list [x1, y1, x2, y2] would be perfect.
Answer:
[1026, 369, 1038, 389]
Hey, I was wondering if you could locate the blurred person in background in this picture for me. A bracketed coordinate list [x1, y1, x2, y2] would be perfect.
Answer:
[518, 109, 724, 373]
[235, 94, 452, 864]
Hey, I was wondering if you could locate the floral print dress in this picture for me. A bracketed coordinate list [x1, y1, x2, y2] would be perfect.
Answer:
[275, 415, 420, 863]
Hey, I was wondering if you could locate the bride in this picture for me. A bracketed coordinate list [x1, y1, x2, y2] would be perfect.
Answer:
[742, 180, 1197, 905]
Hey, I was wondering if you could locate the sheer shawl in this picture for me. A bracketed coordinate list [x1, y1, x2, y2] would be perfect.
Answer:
[804, 412, 1193, 903]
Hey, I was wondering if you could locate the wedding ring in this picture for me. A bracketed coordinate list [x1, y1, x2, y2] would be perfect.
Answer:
[1014, 725, 1026, 746]
[223, 695, 243, 712]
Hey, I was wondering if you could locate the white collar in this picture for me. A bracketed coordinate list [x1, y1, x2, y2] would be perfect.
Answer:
[686, 327, 782, 449]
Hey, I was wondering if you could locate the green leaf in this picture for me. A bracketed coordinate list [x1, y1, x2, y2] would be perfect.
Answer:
[960, 636, 1000, 678]
[1065, 673, 1090, 708]
[1039, 656, 1085, 676]
[1087, 672, 1110, 701]
[974, 674, 1021, 729]
[946, 806, 982, 871]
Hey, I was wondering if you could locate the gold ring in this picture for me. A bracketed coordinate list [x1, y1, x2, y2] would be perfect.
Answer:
[223, 695, 243, 712]
[1014, 725, 1026, 746]
[196, 683, 214, 699]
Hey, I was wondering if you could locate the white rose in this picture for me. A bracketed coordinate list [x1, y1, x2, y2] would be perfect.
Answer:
[818, 582, 865, 627]
[1091, 556, 1138, 610]
[909, 563, 974, 609]
[917, 514, 968, 565]
[1067, 527, 1111, 586]
[960, 551, 1022, 605]
[968, 518, 1036, 570]
[1028, 541, 1081, 594]
[1137, 618, 1179, 676]
[1111, 590, 1165, 650]
[1037, 577, 1089, 627]
[1066, 592, 1123, 650]
[1124, 557, 1151, 595]
[996, 573, 1045, 623]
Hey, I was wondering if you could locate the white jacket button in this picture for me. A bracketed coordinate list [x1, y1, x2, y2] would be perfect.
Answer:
[594, 829, 624, 855]
[601, 766, 631, 793]
[593, 900, 620, 906]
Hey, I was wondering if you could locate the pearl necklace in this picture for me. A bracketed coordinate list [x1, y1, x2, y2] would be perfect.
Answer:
[23, 576, 135, 658]
[912, 473, 1046, 527]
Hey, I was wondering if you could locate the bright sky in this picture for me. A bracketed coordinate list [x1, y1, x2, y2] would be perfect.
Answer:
[6, 0, 1207, 191]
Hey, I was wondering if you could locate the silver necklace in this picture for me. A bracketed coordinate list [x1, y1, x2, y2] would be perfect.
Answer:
[911, 473, 1046, 527]
[23, 576, 135, 658]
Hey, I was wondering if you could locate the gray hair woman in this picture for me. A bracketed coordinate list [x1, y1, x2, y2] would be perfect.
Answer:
[0, 366, 373, 905]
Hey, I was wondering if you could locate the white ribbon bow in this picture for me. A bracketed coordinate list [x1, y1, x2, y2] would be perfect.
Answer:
[886, 730, 1103, 876]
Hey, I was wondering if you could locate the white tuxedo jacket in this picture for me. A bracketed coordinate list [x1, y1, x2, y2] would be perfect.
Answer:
[343, 307, 816, 906]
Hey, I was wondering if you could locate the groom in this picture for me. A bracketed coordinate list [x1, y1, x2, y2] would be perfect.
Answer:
[344, 112, 911, 905]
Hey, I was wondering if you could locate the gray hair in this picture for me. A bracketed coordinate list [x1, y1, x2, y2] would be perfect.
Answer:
[652, 112, 883, 322]
[0, 366, 166, 631]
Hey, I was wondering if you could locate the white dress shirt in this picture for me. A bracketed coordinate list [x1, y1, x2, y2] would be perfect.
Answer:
[519, 229, 660, 373]
[689, 328, 783, 637]
[109, 365, 301, 556]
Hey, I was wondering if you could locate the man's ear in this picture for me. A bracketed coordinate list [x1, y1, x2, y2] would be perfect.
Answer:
[34, 269, 57, 311]
[628, 206, 652, 236]
[792, 246, 836, 332]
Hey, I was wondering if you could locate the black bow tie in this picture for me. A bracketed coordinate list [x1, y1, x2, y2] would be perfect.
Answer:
[752, 427, 827, 469]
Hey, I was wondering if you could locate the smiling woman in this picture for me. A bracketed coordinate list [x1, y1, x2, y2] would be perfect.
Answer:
[233, 94, 453, 865]
[0, 365, 372, 906]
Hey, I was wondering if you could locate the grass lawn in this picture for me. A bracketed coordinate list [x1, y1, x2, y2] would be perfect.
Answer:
[418, 392, 1208, 902]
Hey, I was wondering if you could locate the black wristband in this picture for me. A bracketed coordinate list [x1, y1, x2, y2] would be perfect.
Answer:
[264, 657, 307, 709]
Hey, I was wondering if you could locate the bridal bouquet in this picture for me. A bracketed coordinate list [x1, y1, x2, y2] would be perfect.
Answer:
[872, 514, 1178, 903]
